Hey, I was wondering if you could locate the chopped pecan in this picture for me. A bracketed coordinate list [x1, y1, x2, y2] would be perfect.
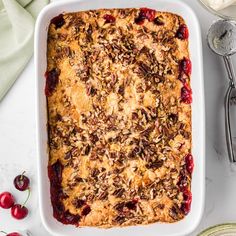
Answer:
[112, 188, 125, 198]
[114, 215, 126, 224]
[89, 134, 99, 143]
[146, 159, 164, 169]
[84, 145, 91, 155]
[98, 191, 108, 200]
[168, 113, 178, 123]
[114, 202, 125, 212]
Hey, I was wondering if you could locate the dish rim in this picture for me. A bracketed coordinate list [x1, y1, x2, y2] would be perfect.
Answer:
[35, 0, 205, 235]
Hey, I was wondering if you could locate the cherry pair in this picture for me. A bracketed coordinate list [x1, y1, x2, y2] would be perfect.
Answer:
[0, 172, 30, 220]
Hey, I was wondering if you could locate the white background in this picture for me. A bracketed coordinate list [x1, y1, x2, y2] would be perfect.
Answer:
[0, 0, 236, 235]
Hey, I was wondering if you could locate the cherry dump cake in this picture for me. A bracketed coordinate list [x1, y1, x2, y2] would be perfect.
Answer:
[46, 8, 193, 228]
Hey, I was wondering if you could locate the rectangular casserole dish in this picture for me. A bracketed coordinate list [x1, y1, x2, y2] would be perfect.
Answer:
[35, 0, 205, 235]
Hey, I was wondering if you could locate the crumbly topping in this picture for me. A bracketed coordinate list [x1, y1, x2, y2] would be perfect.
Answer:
[46, 8, 192, 228]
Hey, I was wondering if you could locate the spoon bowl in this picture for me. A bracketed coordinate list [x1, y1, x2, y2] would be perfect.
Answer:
[207, 20, 236, 56]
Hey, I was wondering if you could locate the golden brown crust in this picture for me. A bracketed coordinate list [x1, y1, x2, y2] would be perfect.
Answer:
[46, 8, 192, 228]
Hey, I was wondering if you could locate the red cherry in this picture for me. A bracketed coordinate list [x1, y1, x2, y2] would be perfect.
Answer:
[11, 204, 28, 220]
[103, 14, 116, 23]
[14, 172, 30, 191]
[185, 154, 194, 174]
[181, 84, 192, 104]
[179, 58, 192, 76]
[7, 233, 21, 236]
[176, 24, 189, 40]
[0, 192, 15, 209]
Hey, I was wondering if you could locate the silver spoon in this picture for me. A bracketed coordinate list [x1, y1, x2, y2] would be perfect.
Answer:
[207, 19, 236, 163]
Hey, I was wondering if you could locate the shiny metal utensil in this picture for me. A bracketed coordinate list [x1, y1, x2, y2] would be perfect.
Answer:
[207, 19, 236, 163]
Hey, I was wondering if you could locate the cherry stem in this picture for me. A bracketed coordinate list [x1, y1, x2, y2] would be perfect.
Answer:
[0, 231, 7, 235]
[22, 188, 30, 207]
[20, 171, 26, 181]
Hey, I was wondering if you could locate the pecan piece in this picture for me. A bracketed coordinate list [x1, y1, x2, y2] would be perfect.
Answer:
[84, 145, 91, 155]
[114, 215, 126, 224]
[112, 188, 125, 198]
[146, 159, 164, 169]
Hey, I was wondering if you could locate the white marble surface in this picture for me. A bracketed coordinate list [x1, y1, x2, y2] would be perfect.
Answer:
[1, 0, 236, 235]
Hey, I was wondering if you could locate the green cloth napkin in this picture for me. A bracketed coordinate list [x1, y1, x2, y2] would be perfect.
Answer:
[0, 0, 49, 101]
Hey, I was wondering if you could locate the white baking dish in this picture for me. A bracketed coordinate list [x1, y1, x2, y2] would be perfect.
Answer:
[35, 0, 205, 235]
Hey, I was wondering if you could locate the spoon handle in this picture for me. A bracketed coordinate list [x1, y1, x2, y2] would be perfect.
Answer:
[223, 56, 236, 87]
[225, 81, 236, 162]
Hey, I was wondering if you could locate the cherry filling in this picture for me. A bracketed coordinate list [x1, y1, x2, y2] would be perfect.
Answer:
[51, 14, 65, 29]
[81, 205, 91, 216]
[185, 154, 194, 174]
[179, 58, 192, 76]
[176, 24, 189, 40]
[181, 84, 192, 104]
[45, 68, 60, 97]
[48, 160, 63, 184]
[103, 14, 116, 23]
[48, 160, 80, 225]
[135, 8, 156, 25]
[62, 211, 80, 225]
[181, 189, 192, 215]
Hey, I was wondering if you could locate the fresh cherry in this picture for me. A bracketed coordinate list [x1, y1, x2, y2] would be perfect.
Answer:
[103, 14, 116, 23]
[176, 24, 189, 40]
[11, 187, 30, 220]
[7, 233, 21, 236]
[181, 84, 192, 104]
[0, 192, 15, 209]
[179, 58, 192, 76]
[14, 172, 30, 191]
[185, 154, 194, 174]
[11, 204, 28, 220]
[0, 232, 21, 236]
